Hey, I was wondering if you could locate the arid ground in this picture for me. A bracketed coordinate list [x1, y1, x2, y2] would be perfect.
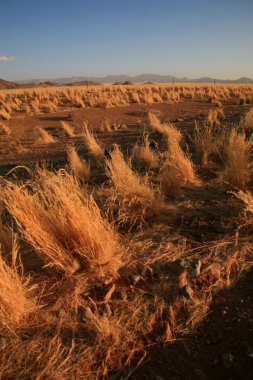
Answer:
[0, 84, 253, 379]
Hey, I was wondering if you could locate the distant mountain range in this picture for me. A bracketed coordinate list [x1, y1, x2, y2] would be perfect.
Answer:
[20, 74, 253, 84]
[2, 74, 253, 88]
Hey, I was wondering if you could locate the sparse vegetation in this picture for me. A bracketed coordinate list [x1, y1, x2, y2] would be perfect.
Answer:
[82, 122, 104, 158]
[0, 83, 253, 379]
[223, 128, 252, 189]
[67, 145, 90, 184]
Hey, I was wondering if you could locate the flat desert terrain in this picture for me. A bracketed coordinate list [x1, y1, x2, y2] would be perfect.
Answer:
[0, 83, 253, 379]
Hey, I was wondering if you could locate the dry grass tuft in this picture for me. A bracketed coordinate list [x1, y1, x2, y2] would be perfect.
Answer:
[106, 145, 163, 227]
[38, 127, 55, 143]
[0, 239, 38, 332]
[0, 121, 10, 135]
[1, 168, 121, 280]
[82, 123, 104, 159]
[132, 134, 159, 169]
[0, 108, 11, 120]
[240, 107, 253, 130]
[61, 121, 74, 137]
[192, 122, 227, 165]
[67, 146, 90, 185]
[223, 128, 252, 189]
[148, 112, 165, 134]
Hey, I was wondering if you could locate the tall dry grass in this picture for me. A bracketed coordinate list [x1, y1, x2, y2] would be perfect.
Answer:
[160, 130, 199, 197]
[1, 168, 121, 280]
[0, 108, 10, 120]
[132, 134, 159, 169]
[106, 145, 163, 227]
[0, 239, 38, 332]
[192, 122, 226, 165]
[67, 146, 90, 184]
[0, 121, 10, 135]
[82, 123, 104, 159]
[240, 107, 253, 130]
[223, 128, 252, 189]
[38, 127, 55, 143]
[61, 121, 74, 137]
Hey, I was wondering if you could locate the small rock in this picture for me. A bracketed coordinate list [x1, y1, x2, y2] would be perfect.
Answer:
[193, 369, 206, 380]
[131, 274, 141, 285]
[120, 291, 127, 300]
[205, 339, 211, 345]
[212, 222, 225, 234]
[156, 376, 165, 380]
[21, 332, 33, 340]
[120, 124, 128, 130]
[222, 352, 234, 369]
[179, 284, 193, 300]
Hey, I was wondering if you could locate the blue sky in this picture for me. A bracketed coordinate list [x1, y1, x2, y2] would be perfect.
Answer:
[0, 0, 253, 80]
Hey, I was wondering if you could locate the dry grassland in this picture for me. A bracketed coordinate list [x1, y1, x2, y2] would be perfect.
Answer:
[0, 83, 253, 379]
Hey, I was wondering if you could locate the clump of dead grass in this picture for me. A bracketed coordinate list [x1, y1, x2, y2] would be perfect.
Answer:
[67, 146, 90, 185]
[61, 121, 74, 137]
[82, 123, 104, 159]
[38, 127, 55, 143]
[240, 107, 253, 130]
[148, 112, 165, 135]
[0, 108, 10, 120]
[0, 121, 10, 135]
[192, 122, 227, 165]
[0, 238, 38, 332]
[0, 168, 121, 280]
[106, 145, 163, 227]
[132, 134, 159, 169]
[223, 128, 252, 189]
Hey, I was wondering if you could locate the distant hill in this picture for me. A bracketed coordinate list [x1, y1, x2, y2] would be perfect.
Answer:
[5, 74, 253, 87]
[0, 78, 20, 89]
[53, 74, 253, 85]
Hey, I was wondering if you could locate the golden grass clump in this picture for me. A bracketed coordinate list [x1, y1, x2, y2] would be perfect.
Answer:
[132, 134, 158, 169]
[0, 108, 11, 120]
[67, 146, 90, 184]
[106, 145, 163, 226]
[234, 190, 253, 216]
[223, 128, 252, 189]
[61, 121, 74, 137]
[192, 122, 226, 165]
[0, 121, 10, 135]
[160, 132, 199, 197]
[160, 163, 182, 198]
[38, 127, 55, 143]
[0, 240, 38, 332]
[164, 122, 182, 145]
[1, 168, 121, 279]
[240, 107, 253, 130]
[83, 123, 104, 158]
[148, 112, 165, 134]
[207, 108, 224, 126]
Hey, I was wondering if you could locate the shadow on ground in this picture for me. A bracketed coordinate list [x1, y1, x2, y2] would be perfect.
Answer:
[131, 267, 253, 380]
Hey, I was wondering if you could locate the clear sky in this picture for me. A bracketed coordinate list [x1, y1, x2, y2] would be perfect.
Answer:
[0, 0, 253, 81]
